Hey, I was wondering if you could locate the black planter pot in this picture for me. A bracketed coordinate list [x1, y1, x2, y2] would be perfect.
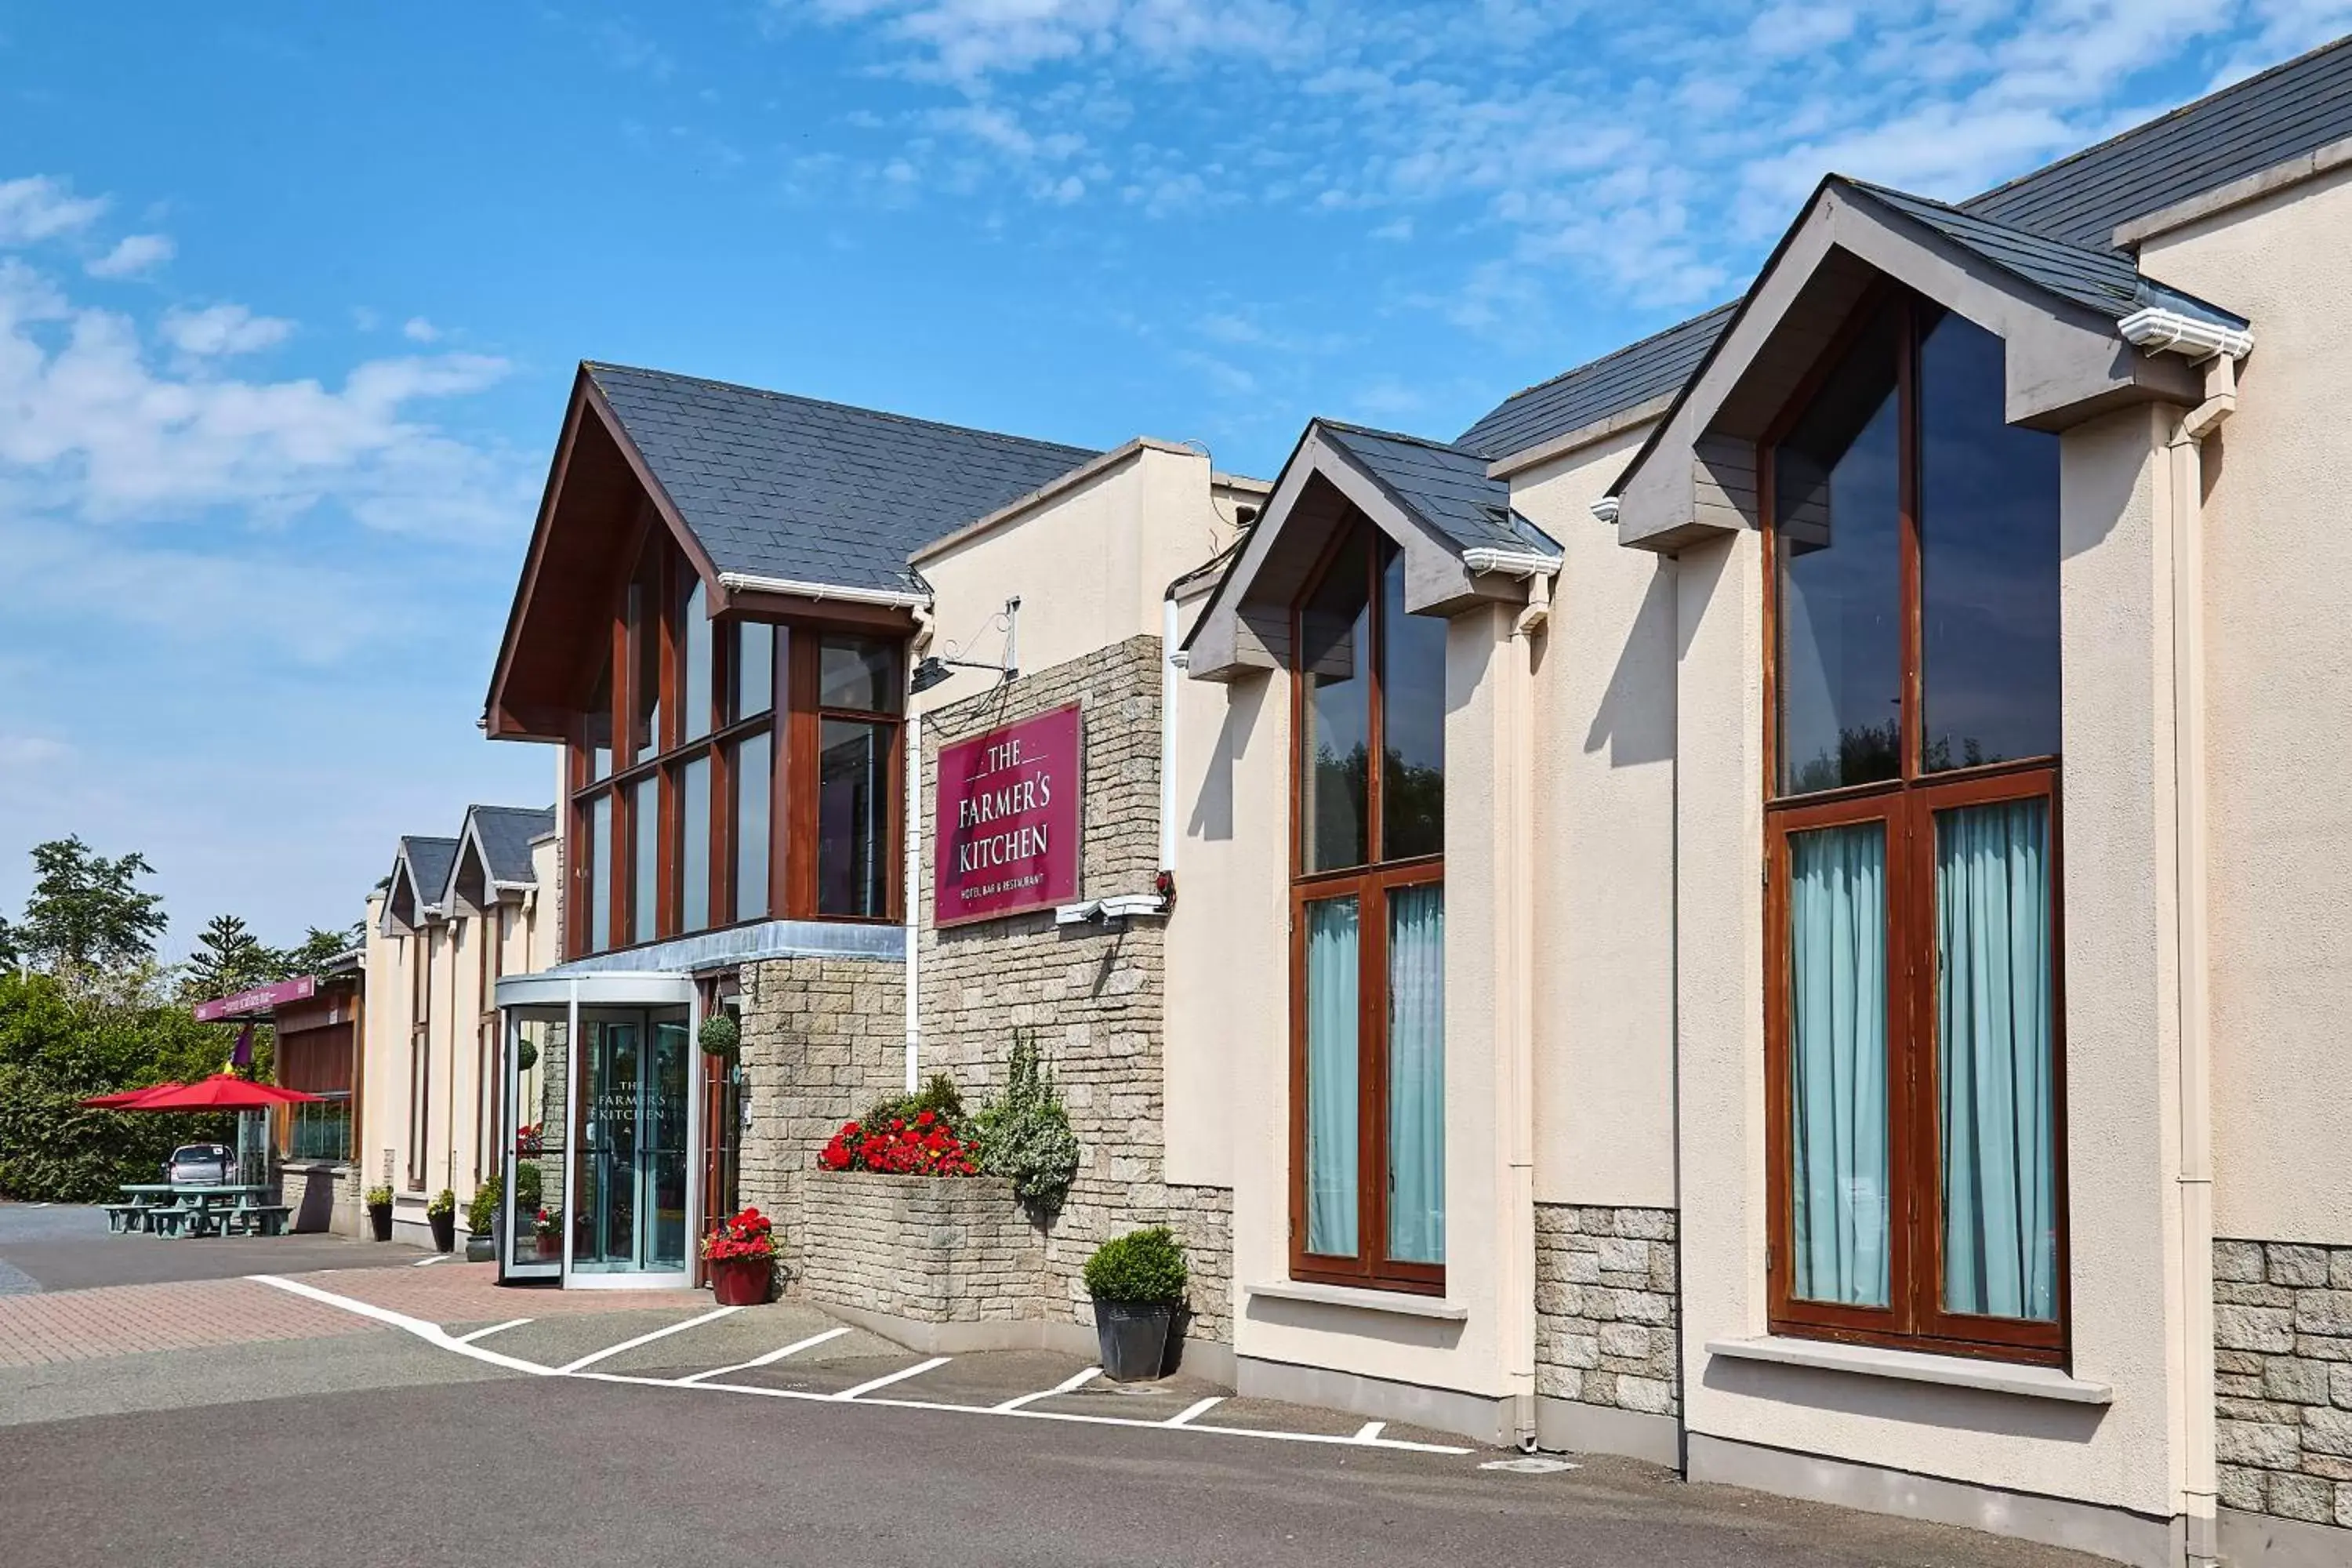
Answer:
[1093, 1298, 1174, 1382]
[428, 1210, 456, 1254]
[367, 1203, 393, 1243]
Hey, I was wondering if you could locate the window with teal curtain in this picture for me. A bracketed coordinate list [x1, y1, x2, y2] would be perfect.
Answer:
[1305, 895, 1360, 1257]
[1386, 885, 1444, 1265]
[1936, 798, 2057, 1321]
[1788, 822, 1889, 1308]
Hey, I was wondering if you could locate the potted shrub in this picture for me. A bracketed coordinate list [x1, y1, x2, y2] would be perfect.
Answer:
[365, 1184, 394, 1243]
[701, 1206, 778, 1306]
[464, 1174, 502, 1262]
[425, 1188, 457, 1253]
[1083, 1225, 1188, 1382]
[534, 1206, 562, 1258]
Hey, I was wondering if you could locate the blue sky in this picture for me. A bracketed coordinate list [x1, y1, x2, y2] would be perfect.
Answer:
[2, 2, 2345, 956]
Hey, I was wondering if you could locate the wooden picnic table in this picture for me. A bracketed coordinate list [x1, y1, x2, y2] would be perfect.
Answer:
[108, 1183, 288, 1238]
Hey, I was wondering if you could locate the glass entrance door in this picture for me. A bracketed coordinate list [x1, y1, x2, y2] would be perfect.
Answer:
[575, 1011, 690, 1275]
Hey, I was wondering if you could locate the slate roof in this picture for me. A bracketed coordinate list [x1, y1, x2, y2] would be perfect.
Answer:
[586, 363, 1099, 597]
[465, 804, 556, 888]
[1846, 180, 2247, 329]
[1318, 421, 1559, 557]
[397, 837, 459, 913]
[1458, 34, 2352, 459]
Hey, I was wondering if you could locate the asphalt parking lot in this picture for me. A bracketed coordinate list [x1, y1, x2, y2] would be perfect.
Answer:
[0, 1204, 2112, 1568]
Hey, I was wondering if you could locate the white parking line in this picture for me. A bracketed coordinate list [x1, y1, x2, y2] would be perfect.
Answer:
[453, 1318, 533, 1344]
[1352, 1421, 1386, 1443]
[1163, 1396, 1223, 1427]
[251, 1275, 1474, 1457]
[993, 1364, 1100, 1411]
[835, 1356, 950, 1400]
[412, 1254, 448, 1267]
[677, 1326, 851, 1385]
[556, 1305, 743, 1373]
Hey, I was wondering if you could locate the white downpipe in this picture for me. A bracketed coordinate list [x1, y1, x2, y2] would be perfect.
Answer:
[904, 708, 922, 1094]
[1160, 597, 1181, 873]
[1513, 570, 1554, 639]
[2167, 350, 2237, 1568]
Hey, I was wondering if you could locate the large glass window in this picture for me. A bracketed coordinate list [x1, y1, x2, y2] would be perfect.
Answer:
[564, 532, 906, 955]
[1766, 291, 2064, 1363]
[1290, 520, 1446, 1294]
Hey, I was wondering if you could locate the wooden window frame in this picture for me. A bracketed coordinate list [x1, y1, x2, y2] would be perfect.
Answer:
[1286, 519, 1446, 1297]
[406, 930, 431, 1192]
[561, 523, 906, 960]
[1760, 290, 2071, 1366]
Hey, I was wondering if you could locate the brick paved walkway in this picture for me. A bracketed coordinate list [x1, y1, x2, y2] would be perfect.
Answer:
[0, 1260, 708, 1367]
[0, 1277, 371, 1367]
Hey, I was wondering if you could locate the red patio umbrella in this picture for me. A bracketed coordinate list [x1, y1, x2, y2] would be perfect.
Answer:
[122, 1073, 321, 1111]
[78, 1084, 177, 1109]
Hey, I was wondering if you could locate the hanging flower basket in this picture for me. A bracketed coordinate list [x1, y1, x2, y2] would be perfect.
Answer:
[699, 1014, 741, 1062]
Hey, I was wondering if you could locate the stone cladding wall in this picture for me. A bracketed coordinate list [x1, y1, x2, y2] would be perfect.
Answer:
[1534, 1203, 1680, 1417]
[731, 637, 1232, 1346]
[792, 1171, 1047, 1323]
[918, 636, 1230, 1345]
[736, 954, 909, 1251]
[278, 1161, 364, 1236]
[2213, 1236, 2352, 1533]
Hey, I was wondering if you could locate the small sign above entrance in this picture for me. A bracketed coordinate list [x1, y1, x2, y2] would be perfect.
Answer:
[934, 704, 1082, 927]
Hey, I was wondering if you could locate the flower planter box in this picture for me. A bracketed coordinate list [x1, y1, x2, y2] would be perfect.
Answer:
[793, 1171, 1047, 1326]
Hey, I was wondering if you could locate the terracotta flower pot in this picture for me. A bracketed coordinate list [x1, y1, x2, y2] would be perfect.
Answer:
[708, 1254, 772, 1307]
[535, 1232, 561, 1259]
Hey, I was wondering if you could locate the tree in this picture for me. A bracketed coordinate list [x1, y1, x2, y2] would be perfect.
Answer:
[182, 914, 278, 1003]
[278, 922, 365, 979]
[0, 837, 167, 975]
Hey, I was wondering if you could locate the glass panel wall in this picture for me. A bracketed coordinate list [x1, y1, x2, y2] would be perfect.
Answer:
[1299, 532, 1372, 873]
[817, 719, 889, 918]
[734, 732, 770, 921]
[680, 755, 711, 934]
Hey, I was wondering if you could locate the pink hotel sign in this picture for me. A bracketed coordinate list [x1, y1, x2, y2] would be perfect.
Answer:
[933, 704, 1082, 927]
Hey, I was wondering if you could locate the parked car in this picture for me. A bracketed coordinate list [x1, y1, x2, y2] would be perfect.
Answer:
[164, 1143, 234, 1186]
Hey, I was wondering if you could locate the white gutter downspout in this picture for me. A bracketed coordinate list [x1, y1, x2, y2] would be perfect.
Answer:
[1464, 543, 1553, 1451]
[904, 704, 922, 1094]
[1160, 596, 1181, 876]
[2138, 328, 2245, 1568]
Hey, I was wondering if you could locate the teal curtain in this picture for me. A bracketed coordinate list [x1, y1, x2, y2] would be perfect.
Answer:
[1386, 885, 1445, 1265]
[1936, 798, 2057, 1321]
[1789, 822, 1889, 1307]
[1305, 896, 1360, 1257]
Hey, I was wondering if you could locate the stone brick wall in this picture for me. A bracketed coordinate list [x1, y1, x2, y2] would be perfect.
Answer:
[2214, 1237, 2352, 1531]
[278, 1160, 364, 1236]
[737, 953, 909, 1247]
[1534, 1203, 1680, 1417]
[792, 1171, 1047, 1323]
[917, 636, 1231, 1344]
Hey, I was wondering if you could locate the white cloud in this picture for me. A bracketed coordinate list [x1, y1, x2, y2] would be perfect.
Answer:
[0, 176, 107, 245]
[159, 303, 293, 358]
[401, 314, 442, 343]
[85, 233, 175, 278]
[0, 249, 521, 540]
[799, 1, 2337, 323]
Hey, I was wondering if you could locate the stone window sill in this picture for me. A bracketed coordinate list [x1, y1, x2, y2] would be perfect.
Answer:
[1246, 1279, 1469, 1321]
[1704, 1335, 2112, 1404]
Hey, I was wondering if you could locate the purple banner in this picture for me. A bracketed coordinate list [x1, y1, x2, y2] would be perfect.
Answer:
[934, 704, 1082, 927]
[194, 974, 318, 1023]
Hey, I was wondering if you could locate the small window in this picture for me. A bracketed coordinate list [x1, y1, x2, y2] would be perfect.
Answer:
[680, 754, 711, 934]
[732, 732, 771, 922]
[731, 622, 775, 722]
[818, 637, 902, 715]
[816, 717, 891, 917]
[681, 578, 712, 742]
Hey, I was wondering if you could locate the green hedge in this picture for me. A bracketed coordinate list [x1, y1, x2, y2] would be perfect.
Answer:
[0, 971, 238, 1202]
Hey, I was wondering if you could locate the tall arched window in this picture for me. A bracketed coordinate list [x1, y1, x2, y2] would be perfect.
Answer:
[1290, 521, 1448, 1294]
[1764, 292, 2067, 1362]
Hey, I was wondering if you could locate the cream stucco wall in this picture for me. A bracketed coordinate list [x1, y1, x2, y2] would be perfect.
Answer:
[1213, 601, 1530, 1406]
[2137, 165, 2352, 1245]
[357, 860, 557, 1211]
[1671, 408, 2193, 1521]
[912, 443, 1252, 713]
[1509, 426, 1680, 1210]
